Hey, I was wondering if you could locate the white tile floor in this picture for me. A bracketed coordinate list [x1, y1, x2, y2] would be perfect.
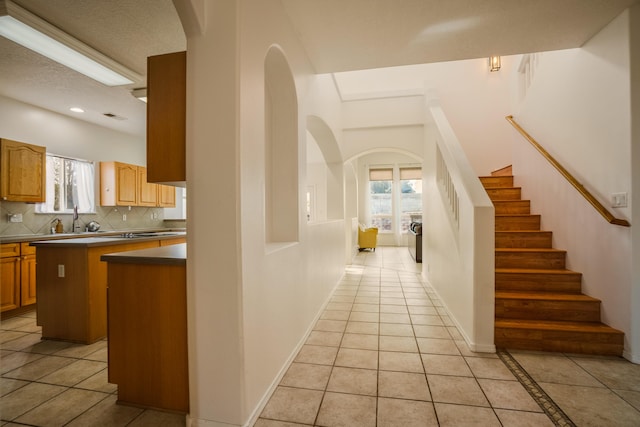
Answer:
[255, 247, 640, 427]
[2, 247, 640, 426]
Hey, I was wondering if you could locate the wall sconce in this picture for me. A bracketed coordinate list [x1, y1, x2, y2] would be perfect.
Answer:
[489, 56, 501, 72]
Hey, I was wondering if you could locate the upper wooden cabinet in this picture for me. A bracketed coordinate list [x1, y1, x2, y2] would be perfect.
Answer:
[0, 139, 46, 202]
[100, 162, 175, 208]
[147, 51, 186, 185]
[158, 184, 176, 208]
[100, 162, 138, 206]
[137, 167, 158, 207]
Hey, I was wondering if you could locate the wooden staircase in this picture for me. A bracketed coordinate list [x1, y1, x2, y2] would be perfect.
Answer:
[481, 166, 624, 356]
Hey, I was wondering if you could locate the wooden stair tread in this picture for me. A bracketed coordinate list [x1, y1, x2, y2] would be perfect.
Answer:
[496, 291, 600, 302]
[495, 319, 624, 334]
[496, 248, 566, 254]
[496, 267, 579, 275]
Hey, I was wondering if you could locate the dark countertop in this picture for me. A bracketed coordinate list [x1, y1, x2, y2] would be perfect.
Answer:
[0, 228, 186, 244]
[101, 243, 186, 266]
[28, 231, 186, 248]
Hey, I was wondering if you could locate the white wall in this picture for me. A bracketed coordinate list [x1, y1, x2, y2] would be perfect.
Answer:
[0, 95, 145, 163]
[337, 58, 515, 176]
[180, 0, 346, 425]
[512, 10, 637, 360]
[423, 101, 495, 353]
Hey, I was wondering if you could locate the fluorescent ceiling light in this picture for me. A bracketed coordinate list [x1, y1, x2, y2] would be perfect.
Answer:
[0, 0, 142, 86]
[69, 107, 84, 113]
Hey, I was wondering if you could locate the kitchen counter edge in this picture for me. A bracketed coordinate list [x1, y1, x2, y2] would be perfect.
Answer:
[101, 243, 186, 266]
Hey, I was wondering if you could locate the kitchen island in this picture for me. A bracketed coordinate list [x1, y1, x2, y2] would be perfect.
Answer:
[101, 244, 188, 413]
[30, 232, 186, 343]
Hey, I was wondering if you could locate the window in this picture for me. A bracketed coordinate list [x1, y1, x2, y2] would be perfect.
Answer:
[36, 155, 95, 214]
[369, 168, 393, 231]
[400, 167, 422, 232]
[368, 166, 422, 234]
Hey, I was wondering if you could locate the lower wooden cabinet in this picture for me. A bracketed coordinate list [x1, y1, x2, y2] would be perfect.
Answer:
[1, 243, 36, 313]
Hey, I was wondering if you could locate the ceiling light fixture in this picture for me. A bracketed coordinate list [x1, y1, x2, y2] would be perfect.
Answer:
[132, 88, 147, 103]
[489, 56, 501, 72]
[69, 107, 84, 113]
[0, 0, 142, 86]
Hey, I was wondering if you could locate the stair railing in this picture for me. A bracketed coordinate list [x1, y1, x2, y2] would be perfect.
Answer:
[506, 115, 630, 227]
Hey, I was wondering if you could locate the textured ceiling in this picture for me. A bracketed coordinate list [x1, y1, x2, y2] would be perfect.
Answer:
[0, 0, 185, 136]
[0, 0, 636, 137]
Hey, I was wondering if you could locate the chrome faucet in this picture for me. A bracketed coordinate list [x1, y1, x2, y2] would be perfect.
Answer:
[73, 205, 81, 233]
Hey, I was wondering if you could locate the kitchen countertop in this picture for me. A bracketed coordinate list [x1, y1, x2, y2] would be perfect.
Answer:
[28, 231, 186, 248]
[101, 243, 186, 266]
[0, 229, 186, 244]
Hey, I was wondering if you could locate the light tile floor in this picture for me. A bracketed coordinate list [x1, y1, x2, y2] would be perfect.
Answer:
[2, 247, 640, 426]
[255, 246, 640, 427]
[0, 313, 185, 426]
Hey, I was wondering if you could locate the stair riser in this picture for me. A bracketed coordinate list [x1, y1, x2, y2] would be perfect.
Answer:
[496, 232, 552, 248]
[494, 201, 530, 215]
[495, 273, 582, 293]
[495, 328, 623, 355]
[486, 188, 521, 200]
[496, 252, 566, 269]
[495, 216, 541, 231]
[480, 176, 514, 188]
[496, 300, 601, 322]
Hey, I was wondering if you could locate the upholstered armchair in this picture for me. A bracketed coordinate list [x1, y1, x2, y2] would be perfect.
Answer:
[358, 224, 378, 251]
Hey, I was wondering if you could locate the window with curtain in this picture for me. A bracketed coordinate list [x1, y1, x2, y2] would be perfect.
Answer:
[36, 155, 96, 214]
[400, 167, 422, 232]
[369, 168, 393, 231]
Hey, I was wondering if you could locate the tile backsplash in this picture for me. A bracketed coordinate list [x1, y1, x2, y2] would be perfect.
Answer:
[0, 202, 172, 236]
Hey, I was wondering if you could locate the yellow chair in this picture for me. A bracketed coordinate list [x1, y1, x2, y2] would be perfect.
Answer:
[358, 224, 378, 251]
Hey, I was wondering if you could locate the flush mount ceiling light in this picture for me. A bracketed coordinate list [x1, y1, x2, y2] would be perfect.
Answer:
[132, 88, 147, 103]
[69, 107, 84, 113]
[0, 0, 142, 86]
[489, 55, 501, 72]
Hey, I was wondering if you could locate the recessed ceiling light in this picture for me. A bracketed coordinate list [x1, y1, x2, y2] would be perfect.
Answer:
[70, 107, 84, 113]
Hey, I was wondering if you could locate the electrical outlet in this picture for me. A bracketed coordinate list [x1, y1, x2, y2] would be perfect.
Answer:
[7, 213, 22, 223]
[122, 214, 127, 221]
[58, 264, 65, 278]
[612, 192, 628, 208]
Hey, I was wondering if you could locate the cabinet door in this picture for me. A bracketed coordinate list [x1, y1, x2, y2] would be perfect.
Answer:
[1, 257, 20, 312]
[158, 184, 176, 207]
[21, 244, 36, 306]
[0, 139, 46, 202]
[137, 167, 158, 207]
[147, 51, 186, 184]
[116, 163, 138, 206]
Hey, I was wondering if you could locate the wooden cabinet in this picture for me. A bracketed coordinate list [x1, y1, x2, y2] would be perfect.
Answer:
[100, 162, 175, 208]
[32, 235, 186, 343]
[158, 184, 176, 207]
[0, 139, 46, 202]
[1, 252, 20, 312]
[20, 243, 37, 306]
[137, 167, 158, 206]
[100, 161, 138, 206]
[104, 245, 188, 412]
[1, 243, 36, 313]
[147, 51, 186, 185]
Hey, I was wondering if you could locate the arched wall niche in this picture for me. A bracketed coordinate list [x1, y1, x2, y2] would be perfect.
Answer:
[306, 115, 344, 222]
[264, 44, 298, 243]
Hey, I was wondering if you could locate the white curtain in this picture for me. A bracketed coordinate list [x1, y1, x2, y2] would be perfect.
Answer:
[36, 156, 95, 213]
[73, 161, 95, 212]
